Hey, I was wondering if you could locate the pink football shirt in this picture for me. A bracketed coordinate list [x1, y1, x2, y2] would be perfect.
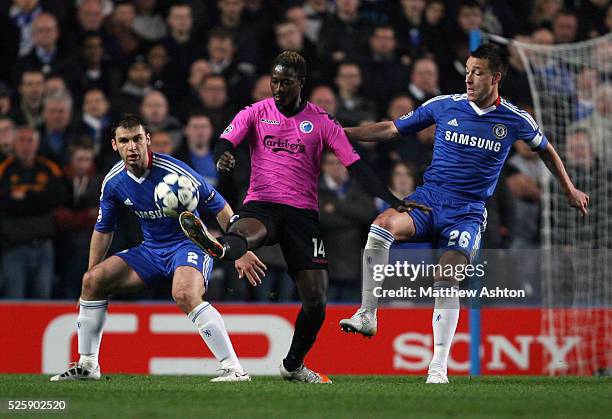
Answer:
[222, 98, 360, 211]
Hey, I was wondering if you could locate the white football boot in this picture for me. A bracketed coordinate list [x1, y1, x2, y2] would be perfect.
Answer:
[426, 373, 449, 384]
[50, 362, 101, 381]
[210, 369, 251, 382]
[280, 363, 332, 384]
[339, 308, 378, 337]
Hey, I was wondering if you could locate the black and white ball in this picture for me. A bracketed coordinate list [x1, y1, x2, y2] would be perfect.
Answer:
[154, 173, 199, 217]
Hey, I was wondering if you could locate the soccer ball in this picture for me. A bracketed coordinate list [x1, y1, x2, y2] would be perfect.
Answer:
[154, 173, 199, 217]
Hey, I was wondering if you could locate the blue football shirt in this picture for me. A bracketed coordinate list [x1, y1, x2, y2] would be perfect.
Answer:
[95, 153, 226, 249]
[394, 94, 548, 202]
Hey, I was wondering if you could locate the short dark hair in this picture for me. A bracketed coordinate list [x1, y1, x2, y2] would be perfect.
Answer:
[459, 0, 484, 12]
[111, 114, 149, 138]
[470, 43, 508, 80]
[271, 51, 306, 81]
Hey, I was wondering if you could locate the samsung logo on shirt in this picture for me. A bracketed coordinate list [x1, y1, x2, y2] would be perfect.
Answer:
[134, 209, 166, 219]
[444, 131, 502, 152]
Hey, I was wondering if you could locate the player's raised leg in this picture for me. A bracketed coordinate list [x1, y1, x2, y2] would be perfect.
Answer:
[50, 256, 145, 381]
[180, 213, 266, 261]
[340, 208, 416, 336]
[426, 250, 466, 384]
[280, 269, 331, 384]
[172, 264, 250, 382]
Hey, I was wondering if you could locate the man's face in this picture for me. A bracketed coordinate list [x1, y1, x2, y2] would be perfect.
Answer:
[185, 116, 213, 146]
[208, 37, 234, 62]
[251, 75, 272, 102]
[112, 125, 150, 169]
[465, 56, 498, 104]
[71, 148, 95, 176]
[310, 87, 337, 115]
[13, 128, 39, 162]
[199, 77, 227, 108]
[553, 14, 577, 43]
[44, 77, 66, 96]
[270, 65, 302, 108]
[189, 60, 212, 89]
[168, 6, 192, 33]
[218, 0, 244, 19]
[370, 28, 396, 56]
[141, 93, 167, 124]
[412, 59, 438, 92]
[147, 45, 168, 72]
[0, 119, 15, 156]
[82, 36, 104, 64]
[150, 132, 174, 155]
[32, 14, 59, 49]
[388, 96, 414, 120]
[128, 62, 152, 87]
[335, 64, 361, 93]
[20, 72, 44, 105]
[78, 0, 104, 31]
[276, 22, 303, 51]
[44, 100, 71, 132]
[458, 6, 483, 32]
[83, 90, 108, 118]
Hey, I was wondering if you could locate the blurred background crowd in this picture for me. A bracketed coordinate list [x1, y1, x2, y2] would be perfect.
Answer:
[0, 0, 609, 302]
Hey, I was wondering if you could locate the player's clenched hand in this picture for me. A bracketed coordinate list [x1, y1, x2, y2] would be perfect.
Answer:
[216, 151, 236, 172]
[394, 200, 432, 213]
[567, 187, 589, 216]
[235, 251, 267, 286]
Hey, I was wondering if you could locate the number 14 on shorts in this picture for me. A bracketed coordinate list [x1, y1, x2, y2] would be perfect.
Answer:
[312, 238, 326, 258]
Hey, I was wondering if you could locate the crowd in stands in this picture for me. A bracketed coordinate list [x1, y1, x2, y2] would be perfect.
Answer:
[0, 0, 609, 301]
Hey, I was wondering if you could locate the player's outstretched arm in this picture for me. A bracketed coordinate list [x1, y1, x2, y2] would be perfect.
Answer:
[215, 203, 266, 285]
[344, 121, 400, 143]
[88, 230, 114, 269]
[538, 142, 589, 216]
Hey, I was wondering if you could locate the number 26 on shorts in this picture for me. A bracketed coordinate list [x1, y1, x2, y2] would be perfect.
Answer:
[448, 230, 471, 248]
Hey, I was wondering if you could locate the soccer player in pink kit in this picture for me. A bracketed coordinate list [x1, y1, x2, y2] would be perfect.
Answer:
[180, 51, 427, 383]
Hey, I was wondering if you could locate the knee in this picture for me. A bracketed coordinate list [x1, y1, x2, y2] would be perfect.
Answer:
[81, 269, 102, 296]
[302, 293, 326, 315]
[372, 211, 399, 235]
[172, 288, 198, 312]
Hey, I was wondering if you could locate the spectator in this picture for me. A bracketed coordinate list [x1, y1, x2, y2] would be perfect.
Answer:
[133, 0, 167, 42]
[529, 0, 563, 31]
[192, 75, 234, 137]
[552, 10, 579, 44]
[309, 85, 337, 116]
[214, 0, 262, 68]
[38, 90, 78, 164]
[407, 57, 441, 105]
[162, 3, 206, 88]
[456, 0, 484, 36]
[79, 88, 114, 167]
[506, 141, 545, 249]
[319, 152, 376, 302]
[302, 0, 333, 44]
[147, 44, 171, 93]
[251, 74, 271, 102]
[0, 126, 64, 299]
[206, 28, 256, 106]
[112, 58, 153, 116]
[317, 0, 372, 66]
[140, 90, 183, 148]
[13, 13, 79, 89]
[105, 2, 141, 68]
[438, 38, 470, 94]
[78, 33, 121, 96]
[13, 68, 45, 128]
[44, 74, 67, 97]
[503, 35, 533, 106]
[175, 113, 217, 187]
[360, 25, 411, 115]
[375, 161, 417, 212]
[54, 140, 101, 298]
[0, 116, 15, 161]
[6, 0, 43, 58]
[179, 59, 213, 118]
[334, 62, 376, 127]
[150, 131, 175, 155]
[0, 82, 13, 117]
[390, 0, 430, 59]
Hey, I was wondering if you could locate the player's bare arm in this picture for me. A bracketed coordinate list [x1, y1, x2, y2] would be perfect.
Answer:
[537, 142, 590, 216]
[215, 203, 266, 285]
[88, 230, 114, 269]
[344, 121, 400, 143]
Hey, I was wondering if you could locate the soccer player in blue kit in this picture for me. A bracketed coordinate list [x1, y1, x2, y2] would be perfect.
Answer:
[339, 45, 589, 383]
[51, 115, 266, 382]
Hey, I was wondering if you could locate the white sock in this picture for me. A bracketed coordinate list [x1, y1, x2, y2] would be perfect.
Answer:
[428, 283, 460, 376]
[361, 225, 394, 313]
[188, 302, 243, 373]
[77, 299, 108, 369]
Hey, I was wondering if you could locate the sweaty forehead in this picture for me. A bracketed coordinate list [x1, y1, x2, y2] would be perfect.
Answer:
[466, 56, 490, 71]
[115, 125, 146, 138]
[272, 65, 298, 79]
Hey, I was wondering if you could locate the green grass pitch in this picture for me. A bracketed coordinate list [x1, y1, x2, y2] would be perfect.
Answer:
[1, 375, 611, 418]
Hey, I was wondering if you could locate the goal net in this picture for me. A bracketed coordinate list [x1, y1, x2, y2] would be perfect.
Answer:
[508, 33, 612, 375]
